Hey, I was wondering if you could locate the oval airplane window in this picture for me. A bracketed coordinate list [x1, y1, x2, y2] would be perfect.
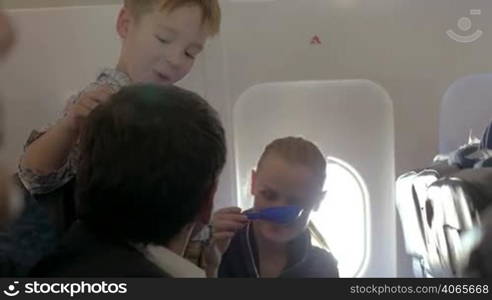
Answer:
[233, 80, 394, 277]
[310, 157, 370, 278]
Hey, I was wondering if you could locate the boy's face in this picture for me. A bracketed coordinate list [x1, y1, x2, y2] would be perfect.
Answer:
[251, 156, 324, 244]
[117, 4, 208, 84]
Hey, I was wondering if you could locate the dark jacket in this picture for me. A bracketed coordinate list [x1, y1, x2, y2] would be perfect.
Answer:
[0, 194, 57, 276]
[31, 221, 169, 277]
[218, 223, 339, 278]
[0, 175, 70, 276]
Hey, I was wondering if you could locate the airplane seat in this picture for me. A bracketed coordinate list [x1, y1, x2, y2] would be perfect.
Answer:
[396, 162, 460, 277]
[467, 207, 492, 277]
[440, 73, 492, 154]
[398, 73, 492, 277]
[423, 168, 492, 277]
[398, 120, 492, 277]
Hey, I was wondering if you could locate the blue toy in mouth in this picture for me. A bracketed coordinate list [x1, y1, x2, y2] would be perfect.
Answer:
[244, 205, 304, 224]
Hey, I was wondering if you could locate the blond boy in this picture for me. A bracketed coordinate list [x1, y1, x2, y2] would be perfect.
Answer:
[19, 0, 221, 194]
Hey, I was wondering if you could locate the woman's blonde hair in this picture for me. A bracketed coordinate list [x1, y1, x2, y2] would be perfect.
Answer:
[257, 137, 326, 186]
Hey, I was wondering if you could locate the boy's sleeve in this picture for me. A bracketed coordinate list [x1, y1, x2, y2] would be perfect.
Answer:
[17, 73, 126, 195]
[17, 94, 80, 195]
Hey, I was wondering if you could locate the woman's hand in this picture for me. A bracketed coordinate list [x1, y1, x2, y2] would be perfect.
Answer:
[203, 207, 249, 277]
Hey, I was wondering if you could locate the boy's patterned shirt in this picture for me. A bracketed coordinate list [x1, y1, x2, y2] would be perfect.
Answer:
[18, 68, 131, 194]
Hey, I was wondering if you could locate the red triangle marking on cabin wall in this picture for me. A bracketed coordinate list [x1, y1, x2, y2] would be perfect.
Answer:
[311, 35, 321, 45]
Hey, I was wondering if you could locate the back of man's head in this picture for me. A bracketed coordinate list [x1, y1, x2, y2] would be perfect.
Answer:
[77, 84, 226, 246]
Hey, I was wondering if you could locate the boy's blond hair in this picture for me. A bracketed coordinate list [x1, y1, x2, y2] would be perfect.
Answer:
[257, 137, 327, 187]
[124, 0, 221, 35]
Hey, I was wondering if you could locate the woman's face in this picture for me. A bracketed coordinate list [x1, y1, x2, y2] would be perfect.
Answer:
[251, 155, 324, 244]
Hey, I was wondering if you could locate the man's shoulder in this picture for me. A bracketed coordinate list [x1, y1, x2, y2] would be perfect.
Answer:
[31, 223, 168, 277]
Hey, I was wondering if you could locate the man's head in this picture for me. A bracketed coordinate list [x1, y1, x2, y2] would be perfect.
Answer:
[77, 84, 226, 247]
[116, 0, 221, 85]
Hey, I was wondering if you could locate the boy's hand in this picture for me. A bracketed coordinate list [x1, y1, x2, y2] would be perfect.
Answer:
[204, 207, 249, 275]
[61, 85, 114, 133]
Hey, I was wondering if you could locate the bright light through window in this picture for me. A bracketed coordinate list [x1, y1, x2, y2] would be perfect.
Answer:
[310, 157, 369, 277]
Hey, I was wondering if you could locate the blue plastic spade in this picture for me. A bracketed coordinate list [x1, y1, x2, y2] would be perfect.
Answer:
[244, 205, 304, 225]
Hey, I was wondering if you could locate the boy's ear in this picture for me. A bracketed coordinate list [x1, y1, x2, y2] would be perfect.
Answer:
[116, 7, 133, 40]
[312, 191, 326, 212]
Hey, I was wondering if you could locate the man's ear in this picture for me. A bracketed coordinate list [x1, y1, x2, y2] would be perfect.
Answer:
[198, 180, 218, 224]
[312, 191, 326, 212]
[116, 7, 133, 40]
